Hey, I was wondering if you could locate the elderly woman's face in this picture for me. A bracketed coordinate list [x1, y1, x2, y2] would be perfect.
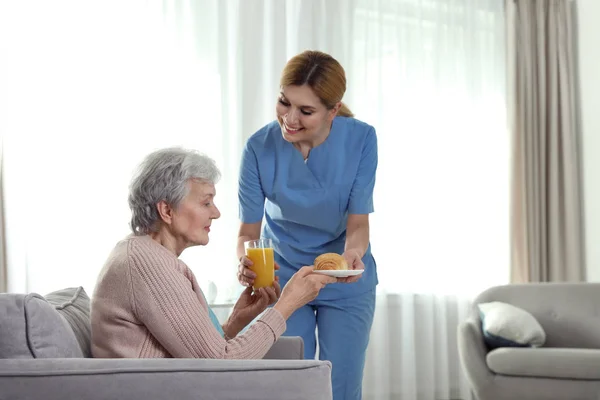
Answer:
[170, 179, 221, 246]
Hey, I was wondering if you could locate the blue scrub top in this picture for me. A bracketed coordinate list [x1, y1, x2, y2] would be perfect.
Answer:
[238, 116, 378, 300]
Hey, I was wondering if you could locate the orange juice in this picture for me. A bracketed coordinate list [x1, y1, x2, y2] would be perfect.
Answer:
[246, 247, 275, 289]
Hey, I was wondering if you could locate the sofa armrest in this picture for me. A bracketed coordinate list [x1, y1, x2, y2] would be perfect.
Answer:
[263, 336, 304, 360]
[457, 317, 495, 397]
[0, 358, 332, 400]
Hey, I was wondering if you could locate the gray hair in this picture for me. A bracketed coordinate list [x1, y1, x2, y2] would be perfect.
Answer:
[128, 147, 221, 235]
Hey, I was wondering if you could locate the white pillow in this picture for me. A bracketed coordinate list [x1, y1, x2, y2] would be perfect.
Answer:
[478, 301, 546, 349]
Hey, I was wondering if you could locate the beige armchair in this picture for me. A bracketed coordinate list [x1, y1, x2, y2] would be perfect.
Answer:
[458, 283, 600, 400]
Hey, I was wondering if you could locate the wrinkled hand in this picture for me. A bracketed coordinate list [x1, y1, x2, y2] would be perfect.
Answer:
[237, 256, 281, 288]
[274, 266, 338, 318]
[338, 249, 364, 283]
[231, 280, 281, 328]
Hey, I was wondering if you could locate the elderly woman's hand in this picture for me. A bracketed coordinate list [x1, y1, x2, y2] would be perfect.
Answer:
[273, 266, 337, 319]
[237, 256, 281, 287]
[228, 278, 281, 333]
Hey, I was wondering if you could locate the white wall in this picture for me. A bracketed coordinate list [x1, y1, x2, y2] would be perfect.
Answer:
[577, 0, 600, 281]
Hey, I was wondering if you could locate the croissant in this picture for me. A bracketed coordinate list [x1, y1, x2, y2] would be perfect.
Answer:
[314, 253, 348, 271]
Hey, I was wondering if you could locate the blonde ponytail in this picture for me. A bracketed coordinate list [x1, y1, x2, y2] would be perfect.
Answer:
[337, 102, 354, 118]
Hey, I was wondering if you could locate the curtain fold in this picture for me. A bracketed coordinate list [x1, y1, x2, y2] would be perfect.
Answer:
[509, 0, 585, 283]
[0, 137, 6, 293]
[363, 292, 473, 400]
[0, 1, 241, 298]
[0, 2, 7, 293]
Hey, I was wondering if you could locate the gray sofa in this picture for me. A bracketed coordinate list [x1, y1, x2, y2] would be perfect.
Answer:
[458, 282, 600, 400]
[0, 287, 333, 400]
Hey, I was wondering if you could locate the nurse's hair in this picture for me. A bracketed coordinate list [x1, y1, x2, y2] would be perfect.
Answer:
[280, 50, 354, 118]
[128, 147, 221, 235]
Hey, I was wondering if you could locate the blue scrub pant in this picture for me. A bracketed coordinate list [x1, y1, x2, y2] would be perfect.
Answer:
[282, 289, 375, 400]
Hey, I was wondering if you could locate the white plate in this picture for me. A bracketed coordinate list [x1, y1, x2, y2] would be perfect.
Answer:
[312, 269, 364, 278]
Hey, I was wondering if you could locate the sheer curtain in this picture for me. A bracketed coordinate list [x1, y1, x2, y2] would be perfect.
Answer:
[1, 1, 243, 302]
[351, 1, 508, 399]
[2, 1, 508, 399]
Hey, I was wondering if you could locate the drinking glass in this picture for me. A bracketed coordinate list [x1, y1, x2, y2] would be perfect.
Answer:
[244, 239, 275, 290]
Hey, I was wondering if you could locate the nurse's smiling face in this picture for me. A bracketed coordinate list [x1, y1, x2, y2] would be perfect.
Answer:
[276, 85, 340, 146]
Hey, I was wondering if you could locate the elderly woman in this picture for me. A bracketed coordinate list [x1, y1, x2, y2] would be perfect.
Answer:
[91, 147, 336, 359]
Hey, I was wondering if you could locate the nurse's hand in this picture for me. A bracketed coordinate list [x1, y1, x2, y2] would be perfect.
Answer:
[237, 256, 281, 288]
[338, 249, 365, 283]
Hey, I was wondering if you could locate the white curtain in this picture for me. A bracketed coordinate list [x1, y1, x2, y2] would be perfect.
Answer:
[0, 1, 244, 301]
[356, 2, 507, 398]
[1, 1, 508, 399]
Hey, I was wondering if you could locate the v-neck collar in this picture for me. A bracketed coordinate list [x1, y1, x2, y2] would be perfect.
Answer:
[280, 117, 342, 189]
[288, 117, 339, 163]
[293, 117, 338, 152]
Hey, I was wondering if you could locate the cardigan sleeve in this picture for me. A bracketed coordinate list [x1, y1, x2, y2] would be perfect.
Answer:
[127, 239, 286, 359]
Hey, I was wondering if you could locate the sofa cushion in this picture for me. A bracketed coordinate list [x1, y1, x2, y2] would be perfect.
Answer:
[478, 301, 545, 349]
[45, 287, 92, 357]
[487, 347, 600, 380]
[0, 358, 333, 400]
[0, 293, 83, 358]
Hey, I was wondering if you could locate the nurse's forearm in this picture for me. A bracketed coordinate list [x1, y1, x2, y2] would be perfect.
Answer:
[237, 238, 249, 260]
[345, 214, 370, 258]
[237, 222, 262, 259]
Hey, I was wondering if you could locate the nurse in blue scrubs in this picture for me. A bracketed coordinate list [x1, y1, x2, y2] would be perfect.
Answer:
[236, 50, 378, 400]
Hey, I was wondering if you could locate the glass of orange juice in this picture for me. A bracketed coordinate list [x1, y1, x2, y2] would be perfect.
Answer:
[244, 239, 275, 290]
